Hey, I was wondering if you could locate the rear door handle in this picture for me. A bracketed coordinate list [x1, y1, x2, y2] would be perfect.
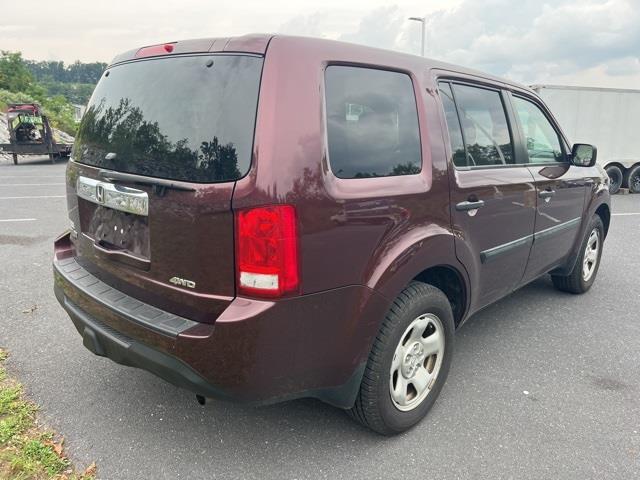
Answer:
[455, 200, 485, 211]
[539, 189, 556, 199]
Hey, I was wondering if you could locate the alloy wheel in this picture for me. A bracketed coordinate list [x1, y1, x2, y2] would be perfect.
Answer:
[582, 229, 600, 281]
[389, 313, 445, 412]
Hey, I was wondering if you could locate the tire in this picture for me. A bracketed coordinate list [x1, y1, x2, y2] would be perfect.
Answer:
[605, 165, 623, 194]
[623, 164, 640, 193]
[12, 153, 18, 165]
[348, 282, 455, 435]
[551, 215, 604, 294]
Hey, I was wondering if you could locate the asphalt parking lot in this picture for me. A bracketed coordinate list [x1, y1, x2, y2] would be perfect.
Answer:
[0, 156, 639, 479]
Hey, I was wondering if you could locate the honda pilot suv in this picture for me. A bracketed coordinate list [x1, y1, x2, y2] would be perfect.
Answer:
[53, 34, 610, 435]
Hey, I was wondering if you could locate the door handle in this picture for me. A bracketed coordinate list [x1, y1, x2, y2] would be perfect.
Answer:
[539, 189, 556, 199]
[455, 200, 485, 211]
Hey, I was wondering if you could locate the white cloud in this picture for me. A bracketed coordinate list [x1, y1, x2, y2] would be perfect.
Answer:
[1, 0, 638, 88]
[0, 25, 35, 33]
[317, 0, 640, 88]
[604, 56, 640, 76]
[338, 6, 406, 50]
[278, 11, 352, 39]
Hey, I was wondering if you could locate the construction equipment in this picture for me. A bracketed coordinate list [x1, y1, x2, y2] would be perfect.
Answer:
[0, 103, 72, 164]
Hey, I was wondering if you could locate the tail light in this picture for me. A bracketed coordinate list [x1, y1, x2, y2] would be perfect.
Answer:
[235, 205, 299, 298]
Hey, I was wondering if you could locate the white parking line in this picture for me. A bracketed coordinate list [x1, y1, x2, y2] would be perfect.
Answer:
[0, 183, 65, 186]
[612, 212, 640, 216]
[0, 195, 65, 200]
[0, 175, 63, 178]
[0, 218, 37, 222]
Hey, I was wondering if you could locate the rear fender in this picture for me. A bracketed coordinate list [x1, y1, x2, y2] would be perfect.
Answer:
[367, 227, 472, 322]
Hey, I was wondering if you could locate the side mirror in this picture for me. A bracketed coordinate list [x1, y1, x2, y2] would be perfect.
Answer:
[571, 143, 597, 167]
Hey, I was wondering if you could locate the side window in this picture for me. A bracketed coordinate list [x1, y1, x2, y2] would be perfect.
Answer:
[452, 84, 515, 166]
[438, 82, 467, 167]
[324, 66, 421, 179]
[512, 96, 564, 163]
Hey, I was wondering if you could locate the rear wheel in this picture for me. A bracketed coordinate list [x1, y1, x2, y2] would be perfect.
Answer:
[551, 215, 604, 294]
[348, 282, 454, 435]
[623, 164, 640, 193]
[605, 165, 623, 194]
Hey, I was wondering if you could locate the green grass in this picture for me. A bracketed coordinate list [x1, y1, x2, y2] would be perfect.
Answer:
[0, 349, 96, 479]
[8, 436, 70, 477]
[0, 386, 36, 444]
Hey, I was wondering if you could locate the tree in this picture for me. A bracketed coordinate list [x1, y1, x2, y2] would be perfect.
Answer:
[25, 59, 107, 84]
[0, 51, 35, 93]
[77, 99, 242, 181]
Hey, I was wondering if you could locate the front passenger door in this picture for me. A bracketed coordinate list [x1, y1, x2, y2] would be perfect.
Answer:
[510, 95, 589, 283]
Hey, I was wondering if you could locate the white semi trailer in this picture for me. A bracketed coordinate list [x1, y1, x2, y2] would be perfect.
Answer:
[532, 84, 640, 194]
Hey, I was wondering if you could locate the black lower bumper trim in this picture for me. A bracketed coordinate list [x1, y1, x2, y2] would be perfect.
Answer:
[55, 284, 228, 400]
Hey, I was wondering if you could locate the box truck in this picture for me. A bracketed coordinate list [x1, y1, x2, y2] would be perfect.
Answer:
[532, 84, 640, 194]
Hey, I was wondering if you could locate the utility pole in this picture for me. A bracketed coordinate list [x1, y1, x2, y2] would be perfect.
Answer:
[408, 16, 426, 57]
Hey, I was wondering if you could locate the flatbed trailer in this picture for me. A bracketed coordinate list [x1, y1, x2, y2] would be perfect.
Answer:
[0, 103, 72, 164]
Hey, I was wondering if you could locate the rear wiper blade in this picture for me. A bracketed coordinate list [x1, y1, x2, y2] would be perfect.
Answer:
[98, 169, 197, 193]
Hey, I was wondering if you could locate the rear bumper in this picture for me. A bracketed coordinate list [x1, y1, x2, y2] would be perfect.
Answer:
[54, 285, 230, 399]
[53, 232, 389, 408]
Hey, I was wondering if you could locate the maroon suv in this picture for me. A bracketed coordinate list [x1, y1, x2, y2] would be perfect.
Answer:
[53, 34, 610, 435]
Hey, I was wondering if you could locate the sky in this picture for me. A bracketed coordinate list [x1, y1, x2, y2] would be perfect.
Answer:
[1, 0, 639, 88]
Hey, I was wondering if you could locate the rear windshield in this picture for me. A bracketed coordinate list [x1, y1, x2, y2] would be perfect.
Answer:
[74, 54, 263, 183]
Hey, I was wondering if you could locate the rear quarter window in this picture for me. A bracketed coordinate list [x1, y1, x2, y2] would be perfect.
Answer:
[324, 66, 422, 179]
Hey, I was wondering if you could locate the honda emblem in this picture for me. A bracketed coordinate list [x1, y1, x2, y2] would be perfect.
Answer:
[96, 184, 105, 204]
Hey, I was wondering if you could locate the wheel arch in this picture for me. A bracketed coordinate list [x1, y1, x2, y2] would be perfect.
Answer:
[367, 230, 471, 329]
[555, 195, 611, 277]
[412, 265, 468, 328]
[595, 203, 611, 238]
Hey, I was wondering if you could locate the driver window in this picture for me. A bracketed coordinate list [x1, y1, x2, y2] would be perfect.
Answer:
[452, 84, 515, 167]
[512, 96, 564, 163]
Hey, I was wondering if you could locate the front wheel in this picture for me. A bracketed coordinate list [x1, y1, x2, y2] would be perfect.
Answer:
[348, 282, 454, 435]
[552, 215, 604, 294]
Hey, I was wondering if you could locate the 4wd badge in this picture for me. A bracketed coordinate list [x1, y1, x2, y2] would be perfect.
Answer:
[169, 277, 196, 289]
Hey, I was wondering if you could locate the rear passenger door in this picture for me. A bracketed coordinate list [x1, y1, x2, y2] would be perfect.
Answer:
[508, 94, 588, 282]
[438, 81, 536, 311]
